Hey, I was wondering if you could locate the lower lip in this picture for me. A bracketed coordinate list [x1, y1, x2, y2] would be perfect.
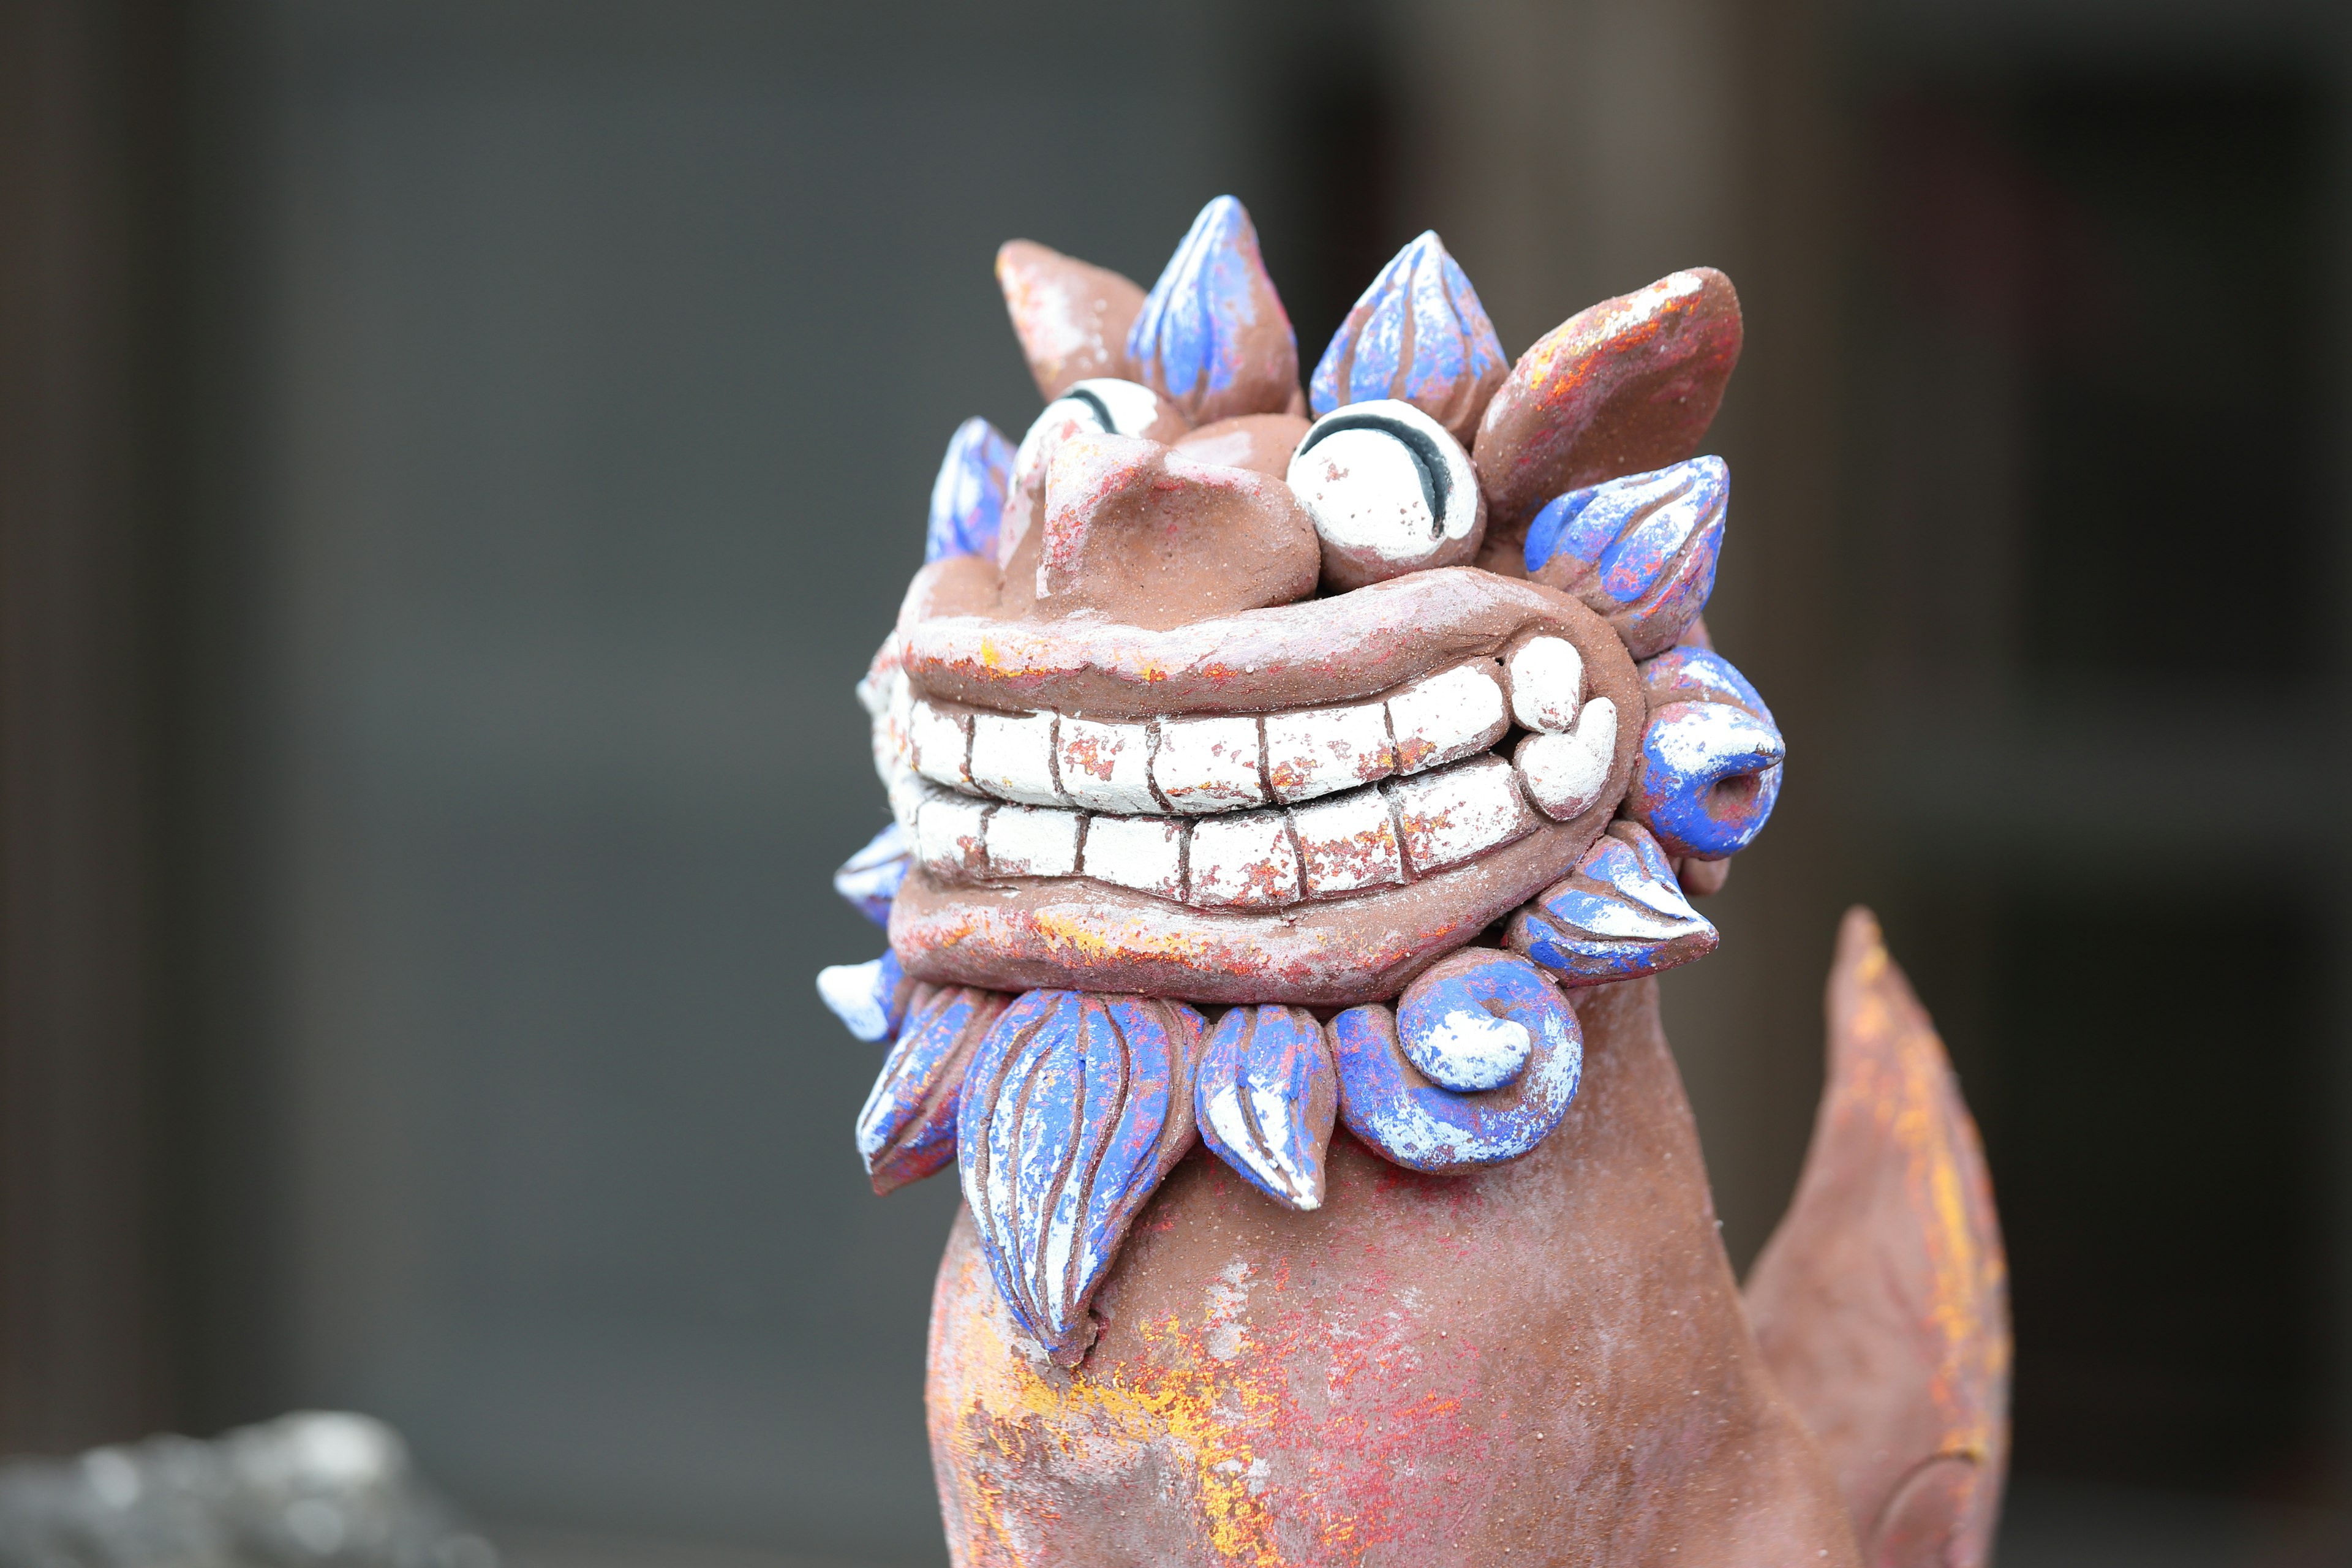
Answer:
[888, 813, 1611, 1008]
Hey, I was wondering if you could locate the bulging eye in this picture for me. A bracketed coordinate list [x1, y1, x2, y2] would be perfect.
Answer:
[1010, 377, 1182, 496]
[1285, 399, 1485, 590]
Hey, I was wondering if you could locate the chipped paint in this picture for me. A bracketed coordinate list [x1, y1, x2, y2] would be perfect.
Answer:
[958, 993, 1204, 1363]
[1507, 821, 1719, 984]
[1627, 647, 1784, 859]
[1331, 953, 1583, 1170]
[931, 1225, 1487, 1567]
[1310, 231, 1507, 445]
[1196, 1005, 1336, 1210]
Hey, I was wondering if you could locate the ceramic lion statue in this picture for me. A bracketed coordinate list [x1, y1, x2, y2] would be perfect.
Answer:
[818, 195, 2009, 1568]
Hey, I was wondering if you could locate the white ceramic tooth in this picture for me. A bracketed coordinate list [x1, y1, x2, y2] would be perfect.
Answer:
[1387, 663, 1509, 776]
[870, 709, 900, 790]
[915, 791, 992, 878]
[889, 672, 914, 737]
[886, 767, 926, 836]
[1514, 697, 1619, 820]
[1507, 638, 1586, 734]
[1056, 716, 1160, 814]
[1152, 716, 1268, 813]
[909, 700, 974, 790]
[1292, 788, 1406, 895]
[985, 804, 1084, 878]
[1263, 703, 1396, 804]
[967, 710, 1065, 805]
[1080, 814, 1188, 900]
[1187, 810, 1302, 908]
[872, 672, 916, 794]
[854, 650, 895, 717]
[1386, 755, 1536, 874]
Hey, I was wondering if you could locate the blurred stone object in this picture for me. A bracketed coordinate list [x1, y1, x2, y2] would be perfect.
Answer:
[0, 1412, 496, 1568]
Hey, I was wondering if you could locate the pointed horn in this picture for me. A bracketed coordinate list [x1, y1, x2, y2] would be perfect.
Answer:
[1126, 195, 1298, 424]
[1310, 230, 1508, 446]
[996, 240, 1147, 400]
[1744, 910, 2011, 1568]
[925, 417, 1014, 564]
[1473, 267, 1743, 552]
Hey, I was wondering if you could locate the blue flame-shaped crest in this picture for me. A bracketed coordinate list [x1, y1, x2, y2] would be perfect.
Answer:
[1126, 196, 1296, 424]
[924, 417, 1014, 564]
[1310, 230, 1506, 440]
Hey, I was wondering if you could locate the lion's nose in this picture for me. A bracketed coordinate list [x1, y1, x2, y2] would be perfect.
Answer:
[1031, 431, 1320, 630]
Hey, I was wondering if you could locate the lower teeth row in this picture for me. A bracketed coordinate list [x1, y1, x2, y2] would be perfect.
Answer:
[910, 752, 1548, 909]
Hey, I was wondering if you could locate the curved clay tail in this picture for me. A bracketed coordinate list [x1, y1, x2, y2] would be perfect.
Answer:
[1744, 908, 2011, 1567]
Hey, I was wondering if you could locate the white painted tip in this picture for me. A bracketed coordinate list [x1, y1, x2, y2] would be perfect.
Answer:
[817, 960, 892, 1042]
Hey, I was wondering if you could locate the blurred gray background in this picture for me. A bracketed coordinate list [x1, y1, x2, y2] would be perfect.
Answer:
[3, 0, 2349, 1562]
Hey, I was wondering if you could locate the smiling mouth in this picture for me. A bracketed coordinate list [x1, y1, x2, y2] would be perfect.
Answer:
[861, 568, 1645, 1005]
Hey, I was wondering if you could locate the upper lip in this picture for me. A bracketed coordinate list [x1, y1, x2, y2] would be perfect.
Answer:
[899, 567, 1585, 721]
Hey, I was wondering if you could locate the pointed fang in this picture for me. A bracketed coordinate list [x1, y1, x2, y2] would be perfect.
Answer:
[834, 822, 911, 927]
[1126, 196, 1298, 425]
[1525, 457, 1727, 658]
[1196, 1005, 1336, 1210]
[1507, 821, 1719, 985]
[957, 991, 1203, 1365]
[858, 983, 1008, 1195]
[1310, 230, 1507, 446]
[1330, 948, 1583, 1172]
[925, 418, 1015, 564]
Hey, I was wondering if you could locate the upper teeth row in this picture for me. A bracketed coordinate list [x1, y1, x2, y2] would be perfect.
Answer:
[862, 635, 1621, 907]
[895, 642, 1593, 819]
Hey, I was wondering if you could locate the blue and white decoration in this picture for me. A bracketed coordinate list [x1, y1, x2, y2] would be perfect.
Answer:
[1628, 646, 1785, 859]
[1524, 456, 1727, 658]
[1508, 822, 1720, 984]
[1125, 195, 1295, 424]
[1310, 230, 1507, 441]
[956, 992, 1204, 1363]
[1194, 1005, 1336, 1212]
[816, 950, 908, 1044]
[1330, 949, 1585, 1172]
[832, 822, 911, 927]
[857, 983, 1005, 1197]
[924, 417, 1014, 564]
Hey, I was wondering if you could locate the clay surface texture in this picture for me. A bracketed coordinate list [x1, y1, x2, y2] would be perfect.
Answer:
[818, 197, 2008, 1567]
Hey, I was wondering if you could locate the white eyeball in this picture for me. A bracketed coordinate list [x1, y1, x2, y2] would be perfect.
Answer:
[1286, 399, 1485, 590]
[1011, 378, 1180, 497]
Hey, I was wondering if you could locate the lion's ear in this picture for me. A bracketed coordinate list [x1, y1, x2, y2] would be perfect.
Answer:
[1125, 195, 1298, 425]
[1472, 268, 1743, 555]
[995, 239, 1147, 401]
